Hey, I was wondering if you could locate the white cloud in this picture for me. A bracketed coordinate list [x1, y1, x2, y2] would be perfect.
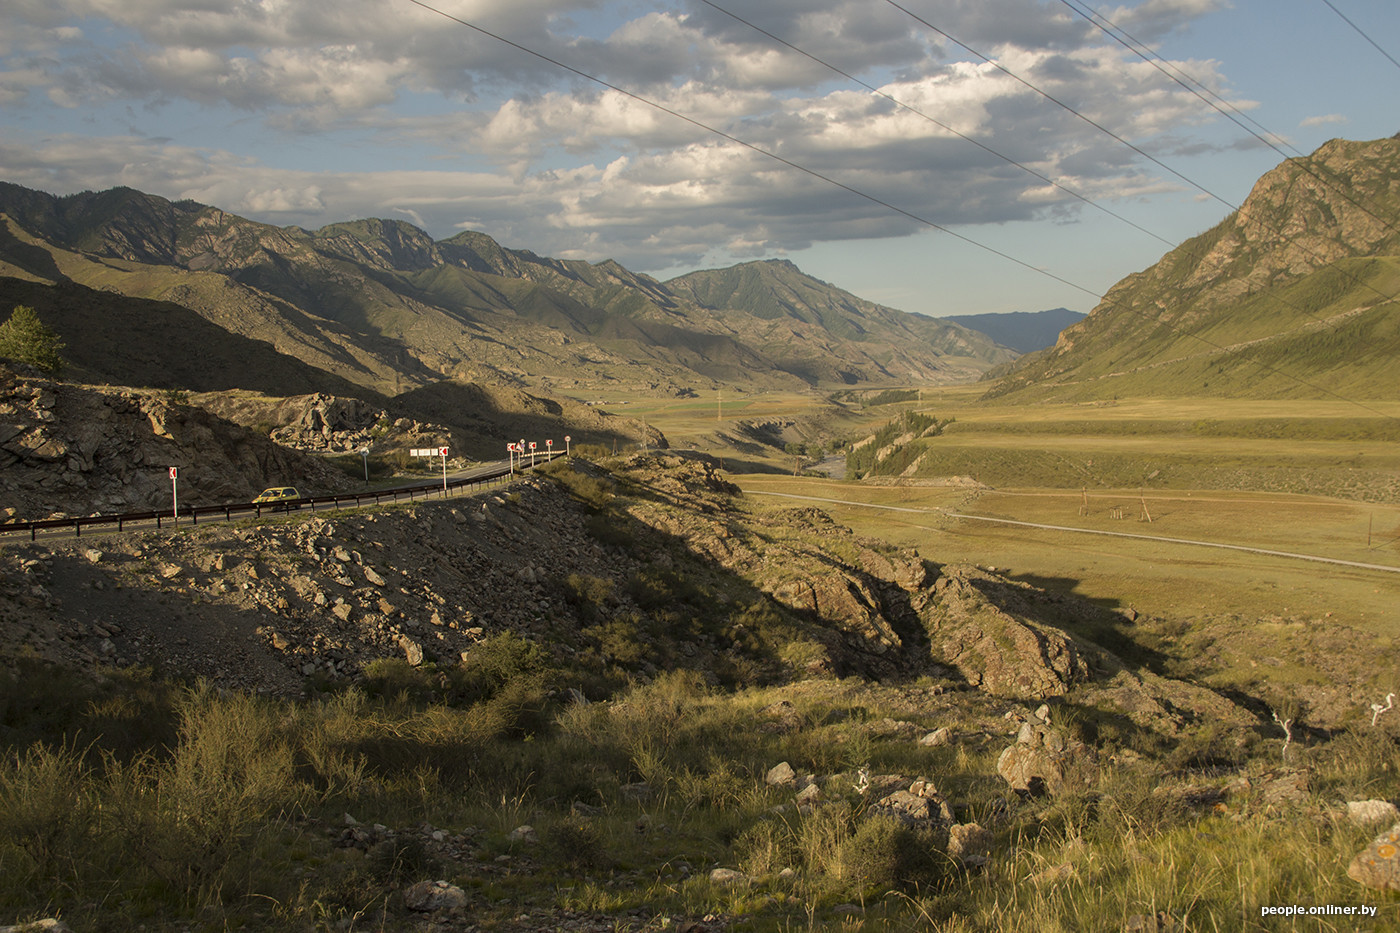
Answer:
[1300, 113, 1348, 128]
[0, 0, 1247, 274]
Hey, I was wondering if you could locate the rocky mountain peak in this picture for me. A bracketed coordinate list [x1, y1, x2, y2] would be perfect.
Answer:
[988, 135, 1400, 401]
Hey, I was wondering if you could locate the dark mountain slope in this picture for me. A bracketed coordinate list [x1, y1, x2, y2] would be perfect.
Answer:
[0, 182, 1013, 394]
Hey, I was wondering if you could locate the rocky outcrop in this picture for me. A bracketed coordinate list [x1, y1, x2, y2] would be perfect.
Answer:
[918, 565, 1089, 700]
[0, 365, 353, 521]
[1348, 821, 1400, 892]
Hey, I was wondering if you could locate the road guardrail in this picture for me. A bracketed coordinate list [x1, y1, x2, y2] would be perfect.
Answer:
[0, 451, 564, 543]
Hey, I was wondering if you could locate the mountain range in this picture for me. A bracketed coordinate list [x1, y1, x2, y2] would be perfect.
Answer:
[0, 183, 1012, 399]
[941, 308, 1085, 354]
[2, 134, 1395, 411]
[988, 135, 1400, 401]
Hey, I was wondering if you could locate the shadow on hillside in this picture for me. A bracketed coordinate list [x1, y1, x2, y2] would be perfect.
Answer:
[712, 457, 787, 475]
[607, 465, 943, 682]
[979, 571, 1172, 674]
[390, 381, 642, 460]
[0, 275, 382, 398]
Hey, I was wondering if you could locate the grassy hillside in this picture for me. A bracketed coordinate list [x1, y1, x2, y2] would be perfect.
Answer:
[989, 137, 1400, 403]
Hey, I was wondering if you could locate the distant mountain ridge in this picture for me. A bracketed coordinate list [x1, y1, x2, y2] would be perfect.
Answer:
[987, 136, 1400, 401]
[942, 308, 1086, 354]
[0, 182, 1014, 397]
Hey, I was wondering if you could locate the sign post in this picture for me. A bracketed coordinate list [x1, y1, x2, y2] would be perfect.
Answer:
[507, 442, 516, 475]
[169, 466, 179, 522]
[439, 446, 449, 495]
[565, 435, 571, 457]
[359, 447, 370, 482]
[528, 441, 537, 468]
[546, 439, 553, 460]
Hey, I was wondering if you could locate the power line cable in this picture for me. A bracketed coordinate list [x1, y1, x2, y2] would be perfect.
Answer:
[1057, 0, 1299, 156]
[703, 0, 1394, 381]
[880, 0, 1238, 210]
[707, 0, 1398, 410]
[886, 0, 1393, 273]
[885, 0, 1400, 348]
[701, 0, 1397, 403]
[697, 0, 1174, 247]
[1052, 0, 1400, 347]
[1058, 0, 1400, 241]
[1320, 0, 1400, 74]
[398, 0, 1399, 423]
[400, 0, 1102, 301]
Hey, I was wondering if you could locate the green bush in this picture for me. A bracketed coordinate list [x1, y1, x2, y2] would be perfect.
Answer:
[564, 573, 615, 620]
[0, 306, 65, 375]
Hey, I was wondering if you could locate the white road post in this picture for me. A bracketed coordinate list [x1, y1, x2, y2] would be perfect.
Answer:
[565, 434, 572, 457]
[508, 442, 516, 475]
[546, 438, 553, 460]
[439, 446, 449, 495]
[528, 441, 537, 467]
[169, 466, 179, 522]
[360, 447, 370, 482]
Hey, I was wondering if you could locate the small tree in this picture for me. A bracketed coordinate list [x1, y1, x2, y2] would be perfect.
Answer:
[0, 306, 65, 375]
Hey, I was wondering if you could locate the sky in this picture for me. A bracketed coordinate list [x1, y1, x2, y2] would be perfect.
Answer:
[1, 0, 1398, 319]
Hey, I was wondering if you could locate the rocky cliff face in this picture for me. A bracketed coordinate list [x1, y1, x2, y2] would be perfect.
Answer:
[0, 364, 354, 521]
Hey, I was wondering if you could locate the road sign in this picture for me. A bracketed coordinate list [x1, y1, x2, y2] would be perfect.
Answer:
[439, 446, 449, 457]
[169, 466, 178, 479]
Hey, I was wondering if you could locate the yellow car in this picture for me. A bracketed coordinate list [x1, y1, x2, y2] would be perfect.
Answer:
[253, 486, 303, 511]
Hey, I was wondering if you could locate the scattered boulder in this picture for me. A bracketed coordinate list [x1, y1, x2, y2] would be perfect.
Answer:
[918, 727, 952, 747]
[709, 868, 748, 886]
[1260, 770, 1309, 808]
[869, 779, 954, 831]
[398, 635, 424, 667]
[1346, 800, 1399, 826]
[402, 879, 469, 912]
[1347, 821, 1400, 892]
[765, 761, 797, 787]
[996, 716, 1088, 797]
[946, 822, 992, 866]
[507, 825, 538, 845]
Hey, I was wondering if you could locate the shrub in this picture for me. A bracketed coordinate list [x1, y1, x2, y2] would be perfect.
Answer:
[564, 573, 615, 620]
[0, 306, 65, 375]
[550, 814, 605, 869]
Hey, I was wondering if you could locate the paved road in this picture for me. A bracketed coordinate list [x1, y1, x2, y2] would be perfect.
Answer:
[744, 489, 1400, 576]
[2, 456, 550, 545]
